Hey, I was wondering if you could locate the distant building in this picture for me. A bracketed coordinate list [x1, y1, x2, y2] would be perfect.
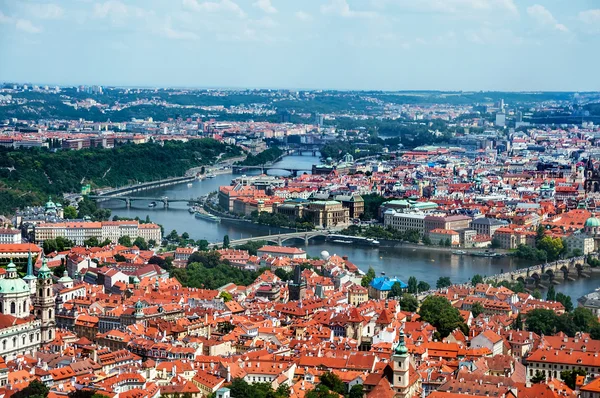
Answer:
[368, 276, 407, 300]
[495, 113, 506, 127]
[0, 228, 21, 244]
[257, 246, 307, 260]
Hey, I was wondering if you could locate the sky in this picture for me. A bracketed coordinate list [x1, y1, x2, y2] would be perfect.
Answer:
[0, 0, 599, 91]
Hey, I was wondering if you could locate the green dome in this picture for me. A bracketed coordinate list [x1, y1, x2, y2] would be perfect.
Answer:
[585, 217, 600, 228]
[134, 299, 144, 309]
[58, 270, 73, 284]
[0, 277, 30, 293]
[395, 331, 408, 355]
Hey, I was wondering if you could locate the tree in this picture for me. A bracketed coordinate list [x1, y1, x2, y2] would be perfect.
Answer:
[407, 276, 418, 294]
[560, 369, 586, 389]
[12, 380, 49, 398]
[114, 254, 126, 262]
[223, 234, 230, 249]
[591, 325, 600, 340]
[361, 266, 376, 287]
[305, 385, 339, 398]
[389, 282, 404, 298]
[536, 236, 564, 261]
[490, 238, 502, 249]
[132, 236, 148, 250]
[531, 370, 546, 384]
[555, 292, 574, 312]
[422, 235, 432, 246]
[436, 276, 452, 289]
[167, 229, 179, 241]
[571, 248, 583, 257]
[197, 239, 209, 251]
[83, 237, 100, 247]
[400, 293, 418, 312]
[63, 205, 78, 219]
[419, 296, 468, 337]
[525, 309, 558, 336]
[535, 224, 546, 243]
[546, 285, 556, 301]
[319, 372, 346, 395]
[219, 291, 233, 302]
[471, 274, 484, 286]
[417, 281, 431, 292]
[572, 307, 599, 332]
[471, 302, 484, 318]
[182, 232, 190, 240]
[532, 289, 542, 299]
[444, 238, 452, 247]
[514, 313, 523, 330]
[118, 235, 132, 247]
[348, 385, 363, 398]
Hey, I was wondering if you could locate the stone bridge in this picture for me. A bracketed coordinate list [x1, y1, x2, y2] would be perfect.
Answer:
[209, 231, 329, 248]
[88, 195, 206, 208]
[487, 255, 594, 286]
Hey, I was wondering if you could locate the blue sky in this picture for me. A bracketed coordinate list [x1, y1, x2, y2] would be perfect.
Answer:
[0, 0, 599, 91]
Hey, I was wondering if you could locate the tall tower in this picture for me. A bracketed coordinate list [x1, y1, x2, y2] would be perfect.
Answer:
[22, 250, 37, 295]
[392, 330, 410, 396]
[34, 257, 56, 343]
[288, 265, 306, 301]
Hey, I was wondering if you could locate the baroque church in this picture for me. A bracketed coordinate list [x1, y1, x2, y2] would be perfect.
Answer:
[0, 253, 56, 361]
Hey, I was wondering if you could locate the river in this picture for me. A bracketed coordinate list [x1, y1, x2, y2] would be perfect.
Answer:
[100, 153, 600, 302]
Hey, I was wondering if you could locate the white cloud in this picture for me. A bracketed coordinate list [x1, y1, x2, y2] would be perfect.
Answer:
[372, 0, 518, 16]
[527, 4, 569, 33]
[16, 19, 42, 33]
[183, 0, 246, 18]
[295, 11, 312, 21]
[253, 0, 277, 14]
[27, 3, 64, 19]
[579, 9, 600, 25]
[164, 25, 199, 40]
[321, 0, 377, 18]
[93, 1, 151, 22]
[0, 11, 12, 24]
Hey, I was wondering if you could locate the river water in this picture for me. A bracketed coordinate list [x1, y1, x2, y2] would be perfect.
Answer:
[100, 154, 600, 301]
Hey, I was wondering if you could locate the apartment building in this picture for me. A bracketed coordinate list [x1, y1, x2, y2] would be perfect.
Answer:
[383, 210, 426, 235]
[34, 221, 161, 245]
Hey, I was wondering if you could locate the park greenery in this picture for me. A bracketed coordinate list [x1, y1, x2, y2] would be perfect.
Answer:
[170, 251, 266, 290]
[0, 139, 241, 214]
[249, 210, 315, 231]
[303, 372, 363, 398]
[237, 147, 284, 166]
[514, 226, 567, 262]
[340, 225, 421, 243]
[359, 193, 388, 220]
[525, 307, 600, 338]
[419, 295, 468, 338]
[226, 378, 290, 398]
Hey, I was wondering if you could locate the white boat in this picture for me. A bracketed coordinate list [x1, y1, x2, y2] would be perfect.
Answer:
[187, 183, 193, 187]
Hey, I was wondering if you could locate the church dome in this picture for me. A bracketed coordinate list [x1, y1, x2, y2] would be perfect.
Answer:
[0, 277, 30, 293]
[58, 270, 73, 284]
[585, 216, 600, 228]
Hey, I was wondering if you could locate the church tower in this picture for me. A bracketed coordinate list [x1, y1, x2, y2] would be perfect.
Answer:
[392, 330, 410, 396]
[22, 250, 37, 295]
[34, 257, 56, 343]
[288, 265, 307, 301]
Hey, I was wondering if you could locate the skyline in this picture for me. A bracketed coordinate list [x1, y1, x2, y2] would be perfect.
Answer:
[1, 0, 600, 91]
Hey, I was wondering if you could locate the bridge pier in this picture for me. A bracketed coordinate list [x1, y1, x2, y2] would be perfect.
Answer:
[162, 199, 169, 208]
[277, 237, 282, 246]
[125, 198, 131, 208]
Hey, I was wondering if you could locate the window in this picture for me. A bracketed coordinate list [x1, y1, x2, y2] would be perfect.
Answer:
[10, 302, 15, 314]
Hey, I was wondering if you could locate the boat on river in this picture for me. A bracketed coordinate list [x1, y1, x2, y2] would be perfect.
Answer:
[148, 202, 157, 208]
[452, 250, 467, 255]
[195, 212, 221, 223]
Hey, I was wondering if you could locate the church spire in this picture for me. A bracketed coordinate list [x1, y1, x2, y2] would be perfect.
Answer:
[27, 250, 33, 276]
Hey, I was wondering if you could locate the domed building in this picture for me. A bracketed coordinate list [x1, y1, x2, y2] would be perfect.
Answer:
[584, 215, 600, 236]
[0, 256, 55, 360]
[0, 260, 31, 317]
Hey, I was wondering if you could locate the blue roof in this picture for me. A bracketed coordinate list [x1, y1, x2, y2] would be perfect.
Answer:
[370, 276, 407, 291]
